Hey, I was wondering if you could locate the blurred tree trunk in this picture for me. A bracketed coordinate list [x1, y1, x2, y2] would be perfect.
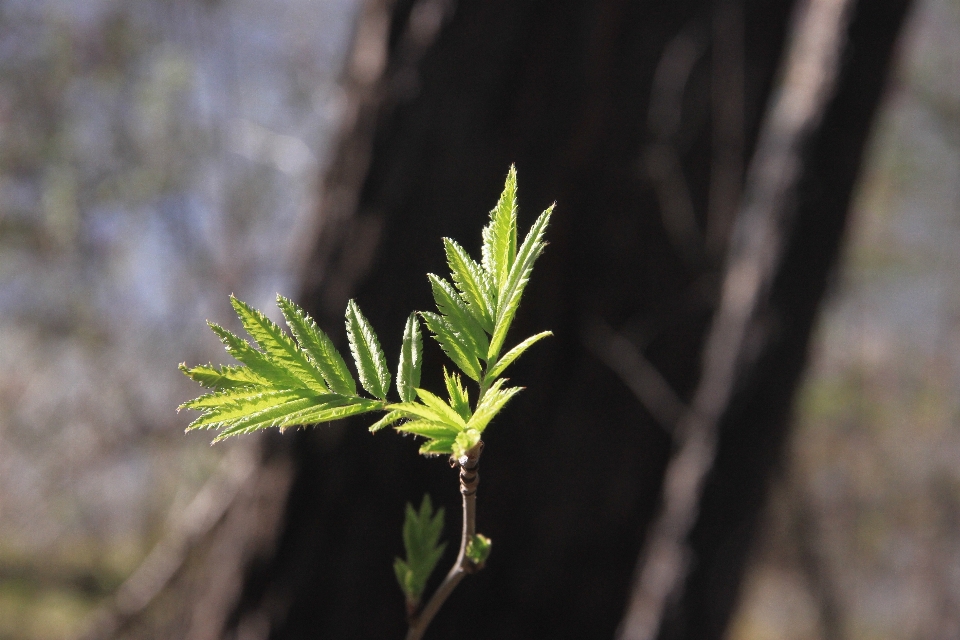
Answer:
[201, 0, 911, 639]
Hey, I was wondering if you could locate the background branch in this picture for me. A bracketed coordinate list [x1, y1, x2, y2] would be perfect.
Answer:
[617, 0, 857, 637]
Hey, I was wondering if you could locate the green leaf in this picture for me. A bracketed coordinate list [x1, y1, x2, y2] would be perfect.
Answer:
[443, 368, 471, 422]
[481, 165, 518, 295]
[415, 388, 467, 430]
[178, 362, 268, 390]
[395, 419, 460, 440]
[443, 238, 495, 333]
[465, 533, 492, 566]
[345, 300, 391, 400]
[418, 436, 457, 456]
[187, 390, 320, 431]
[369, 409, 404, 433]
[230, 296, 328, 393]
[467, 378, 522, 433]
[212, 396, 383, 442]
[397, 313, 422, 402]
[389, 399, 462, 430]
[179, 385, 278, 411]
[428, 274, 489, 359]
[485, 331, 552, 381]
[488, 205, 553, 361]
[277, 295, 357, 396]
[420, 311, 482, 381]
[207, 323, 309, 391]
[394, 495, 446, 604]
[453, 429, 482, 458]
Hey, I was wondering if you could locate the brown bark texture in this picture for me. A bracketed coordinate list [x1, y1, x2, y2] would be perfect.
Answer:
[160, 0, 913, 638]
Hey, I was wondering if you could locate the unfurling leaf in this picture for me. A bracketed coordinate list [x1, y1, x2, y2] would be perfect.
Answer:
[467, 378, 521, 433]
[488, 205, 553, 361]
[465, 533, 492, 566]
[345, 299, 391, 400]
[453, 429, 482, 459]
[443, 368, 471, 422]
[428, 274, 489, 359]
[443, 238, 495, 332]
[415, 388, 467, 430]
[394, 495, 446, 605]
[481, 165, 518, 295]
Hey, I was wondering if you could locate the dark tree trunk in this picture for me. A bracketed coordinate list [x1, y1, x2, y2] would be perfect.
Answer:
[203, 1, 913, 639]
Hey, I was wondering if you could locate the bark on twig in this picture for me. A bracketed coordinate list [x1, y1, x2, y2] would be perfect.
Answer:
[616, 0, 856, 638]
[405, 441, 484, 640]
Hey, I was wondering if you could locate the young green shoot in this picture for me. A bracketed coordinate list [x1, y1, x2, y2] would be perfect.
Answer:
[179, 166, 552, 639]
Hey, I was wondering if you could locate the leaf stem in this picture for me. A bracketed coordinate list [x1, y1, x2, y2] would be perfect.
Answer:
[405, 441, 483, 640]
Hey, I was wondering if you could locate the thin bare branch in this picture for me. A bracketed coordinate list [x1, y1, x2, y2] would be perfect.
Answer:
[405, 441, 484, 640]
[643, 26, 709, 268]
[76, 441, 265, 640]
[617, 0, 857, 638]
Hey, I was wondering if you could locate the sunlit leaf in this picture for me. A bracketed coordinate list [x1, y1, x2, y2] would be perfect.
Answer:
[178, 362, 268, 390]
[485, 331, 552, 381]
[369, 409, 405, 433]
[397, 313, 422, 402]
[481, 165, 518, 295]
[420, 311, 482, 381]
[443, 368, 471, 421]
[488, 205, 553, 361]
[345, 299, 391, 400]
[230, 296, 328, 392]
[277, 295, 357, 396]
[444, 238, 495, 333]
[467, 379, 522, 433]
[415, 387, 467, 430]
[207, 322, 308, 391]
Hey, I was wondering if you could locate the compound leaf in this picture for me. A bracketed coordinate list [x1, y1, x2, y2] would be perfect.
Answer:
[443, 368, 471, 422]
[420, 311, 482, 382]
[397, 313, 422, 402]
[488, 205, 552, 361]
[467, 379, 522, 433]
[230, 296, 328, 393]
[481, 165, 518, 295]
[444, 238, 495, 333]
[345, 300, 391, 400]
[178, 362, 268, 390]
[485, 331, 552, 381]
[394, 495, 446, 604]
[428, 274, 488, 359]
[277, 295, 357, 396]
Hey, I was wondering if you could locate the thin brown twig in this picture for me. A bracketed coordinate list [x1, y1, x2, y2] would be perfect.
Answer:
[405, 441, 483, 640]
[584, 318, 686, 434]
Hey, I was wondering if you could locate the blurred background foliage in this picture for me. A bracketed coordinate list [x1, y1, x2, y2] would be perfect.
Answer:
[0, 0, 957, 638]
[0, 0, 358, 637]
[730, 0, 960, 638]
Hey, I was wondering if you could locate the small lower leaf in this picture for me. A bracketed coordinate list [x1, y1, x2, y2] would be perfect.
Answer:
[465, 534, 492, 566]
